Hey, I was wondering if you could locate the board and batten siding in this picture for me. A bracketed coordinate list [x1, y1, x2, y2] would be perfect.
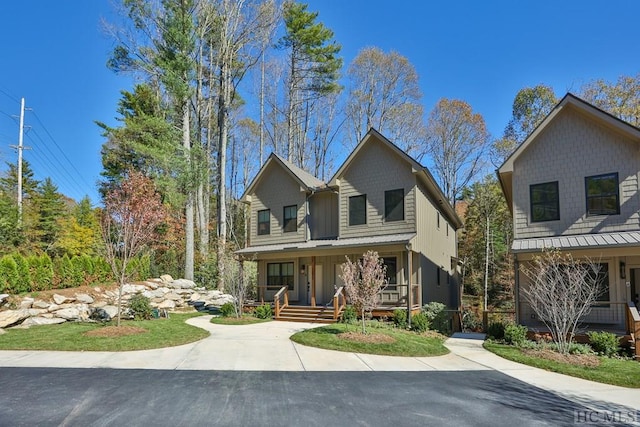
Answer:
[309, 191, 338, 239]
[250, 164, 307, 246]
[337, 139, 416, 239]
[512, 107, 640, 239]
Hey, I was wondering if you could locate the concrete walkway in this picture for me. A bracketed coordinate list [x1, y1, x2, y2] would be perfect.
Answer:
[0, 316, 638, 411]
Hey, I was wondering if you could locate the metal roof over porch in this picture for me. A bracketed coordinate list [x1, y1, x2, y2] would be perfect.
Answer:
[236, 233, 416, 255]
[512, 231, 640, 253]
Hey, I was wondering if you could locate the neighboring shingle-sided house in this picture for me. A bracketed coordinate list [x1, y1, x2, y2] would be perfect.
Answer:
[237, 128, 463, 321]
[498, 93, 640, 332]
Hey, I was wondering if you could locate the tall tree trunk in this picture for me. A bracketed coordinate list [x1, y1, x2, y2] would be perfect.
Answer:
[183, 100, 195, 281]
[217, 61, 229, 291]
[259, 51, 265, 165]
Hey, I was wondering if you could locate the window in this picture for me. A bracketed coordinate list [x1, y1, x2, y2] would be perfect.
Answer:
[384, 189, 404, 222]
[437, 212, 440, 228]
[349, 194, 366, 226]
[383, 257, 397, 289]
[267, 262, 294, 290]
[591, 263, 610, 307]
[283, 205, 297, 232]
[530, 181, 559, 222]
[257, 209, 270, 235]
[436, 268, 441, 287]
[585, 173, 619, 216]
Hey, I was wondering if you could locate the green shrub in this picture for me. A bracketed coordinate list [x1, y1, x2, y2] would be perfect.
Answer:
[80, 254, 94, 276]
[71, 256, 86, 287]
[462, 308, 481, 332]
[392, 308, 408, 329]
[411, 313, 430, 333]
[128, 293, 153, 320]
[59, 254, 74, 288]
[504, 324, 528, 346]
[341, 305, 357, 324]
[567, 342, 595, 355]
[12, 253, 31, 293]
[587, 331, 620, 357]
[220, 302, 236, 317]
[93, 256, 112, 283]
[486, 322, 506, 341]
[254, 304, 273, 319]
[422, 302, 450, 334]
[0, 255, 19, 293]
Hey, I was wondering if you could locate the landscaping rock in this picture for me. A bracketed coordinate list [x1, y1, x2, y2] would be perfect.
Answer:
[22, 317, 66, 327]
[170, 279, 196, 289]
[158, 300, 176, 309]
[32, 300, 51, 310]
[121, 284, 147, 294]
[20, 298, 34, 309]
[164, 292, 182, 301]
[0, 310, 30, 328]
[53, 308, 81, 321]
[53, 294, 74, 305]
[75, 293, 94, 304]
[47, 304, 60, 312]
[0, 294, 9, 305]
[160, 274, 173, 283]
[190, 292, 201, 302]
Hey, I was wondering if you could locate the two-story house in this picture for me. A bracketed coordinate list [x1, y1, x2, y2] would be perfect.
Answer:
[237, 129, 463, 321]
[498, 93, 640, 331]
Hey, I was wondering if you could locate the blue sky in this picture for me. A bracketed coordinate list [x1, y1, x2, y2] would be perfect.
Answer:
[1, 1, 639, 204]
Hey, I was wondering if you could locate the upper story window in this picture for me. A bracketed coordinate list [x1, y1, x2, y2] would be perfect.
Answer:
[283, 205, 297, 232]
[585, 173, 619, 216]
[384, 189, 404, 222]
[257, 209, 270, 235]
[349, 194, 367, 226]
[530, 181, 559, 222]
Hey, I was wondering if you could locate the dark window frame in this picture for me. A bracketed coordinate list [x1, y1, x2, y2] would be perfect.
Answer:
[384, 189, 404, 222]
[530, 181, 560, 222]
[283, 205, 297, 232]
[349, 194, 367, 226]
[257, 209, 270, 235]
[267, 262, 295, 290]
[585, 173, 620, 216]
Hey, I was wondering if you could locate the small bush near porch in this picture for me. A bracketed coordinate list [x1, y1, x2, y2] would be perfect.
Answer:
[290, 322, 449, 357]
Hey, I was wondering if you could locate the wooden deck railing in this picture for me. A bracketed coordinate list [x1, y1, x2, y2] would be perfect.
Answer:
[333, 286, 346, 321]
[626, 302, 640, 361]
[256, 285, 286, 304]
[273, 286, 289, 319]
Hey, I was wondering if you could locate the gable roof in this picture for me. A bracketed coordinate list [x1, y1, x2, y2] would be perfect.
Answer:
[329, 128, 463, 230]
[497, 93, 640, 210]
[240, 152, 325, 202]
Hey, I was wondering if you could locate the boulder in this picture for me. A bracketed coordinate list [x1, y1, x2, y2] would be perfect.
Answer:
[170, 279, 196, 289]
[47, 304, 60, 312]
[53, 308, 81, 320]
[189, 292, 202, 302]
[20, 297, 34, 309]
[160, 274, 174, 283]
[143, 281, 159, 290]
[22, 317, 66, 327]
[92, 300, 107, 308]
[164, 292, 182, 301]
[158, 300, 176, 309]
[0, 309, 30, 328]
[0, 294, 9, 305]
[32, 300, 51, 310]
[142, 289, 165, 300]
[121, 284, 148, 294]
[26, 308, 47, 317]
[75, 293, 94, 304]
[53, 294, 74, 305]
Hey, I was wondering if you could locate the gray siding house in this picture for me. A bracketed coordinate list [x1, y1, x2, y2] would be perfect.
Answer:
[238, 129, 463, 314]
[498, 93, 640, 331]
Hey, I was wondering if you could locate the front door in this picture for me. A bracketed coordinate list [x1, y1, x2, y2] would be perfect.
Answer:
[315, 265, 323, 305]
[631, 268, 640, 307]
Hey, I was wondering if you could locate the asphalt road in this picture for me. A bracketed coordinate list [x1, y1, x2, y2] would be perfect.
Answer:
[0, 368, 633, 427]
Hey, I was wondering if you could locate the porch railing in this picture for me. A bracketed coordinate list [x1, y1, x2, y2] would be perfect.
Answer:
[256, 285, 286, 304]
[274, 286, 289, 319]
[333, 286, 346, 321]
[626, 302, 640, 361]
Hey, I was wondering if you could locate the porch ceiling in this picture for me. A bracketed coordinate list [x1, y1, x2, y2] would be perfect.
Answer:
[512, 230, 640, 253]
[236, 233, 416, 256]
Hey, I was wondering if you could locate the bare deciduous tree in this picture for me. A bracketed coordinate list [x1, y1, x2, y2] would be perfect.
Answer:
[340, 251, 388, 334]
[521, 249, 604, 354]
[101, 169, 166, 326]
[220, 252, 256, 318]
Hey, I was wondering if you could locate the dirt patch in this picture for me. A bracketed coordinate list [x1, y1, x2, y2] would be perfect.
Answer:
[84, 325, 148, 338]
[338, 331, 396, 344]
[523, 348, 601, 368]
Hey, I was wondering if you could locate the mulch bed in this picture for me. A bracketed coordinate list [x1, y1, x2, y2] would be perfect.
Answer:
[338, 331, 396, 344]
[523, 348, 601, 368]
[84, 325, 148, 338]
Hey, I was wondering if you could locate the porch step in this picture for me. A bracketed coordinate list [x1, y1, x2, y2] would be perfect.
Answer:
[276, 305, 341, 324]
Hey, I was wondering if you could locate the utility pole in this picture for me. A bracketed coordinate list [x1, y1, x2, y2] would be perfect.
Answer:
[9, 98, 27, 224]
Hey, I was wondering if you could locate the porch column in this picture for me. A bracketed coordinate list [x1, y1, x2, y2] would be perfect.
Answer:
[311, 256, 316, 307]
[407, 246, 412, 327]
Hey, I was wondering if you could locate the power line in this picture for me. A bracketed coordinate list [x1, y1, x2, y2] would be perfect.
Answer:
[0, 87, 19, 104]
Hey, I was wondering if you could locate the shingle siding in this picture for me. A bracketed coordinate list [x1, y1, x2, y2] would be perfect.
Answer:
[338, 139, 416, 238]
[513, 107, 640, 239]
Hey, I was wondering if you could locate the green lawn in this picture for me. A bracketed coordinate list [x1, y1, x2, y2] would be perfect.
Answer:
[210, 315, 272, 325]
[484, 342, 640, 388]
[290, 323, 449, 357]
[0, 312, 209, 352]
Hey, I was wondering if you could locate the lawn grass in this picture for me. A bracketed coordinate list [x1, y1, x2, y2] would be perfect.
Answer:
[0, 312, 209, 352]
[210, 315, 271, 325]
[484, 342, 640, 388]
[290, 323, 449, 357]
